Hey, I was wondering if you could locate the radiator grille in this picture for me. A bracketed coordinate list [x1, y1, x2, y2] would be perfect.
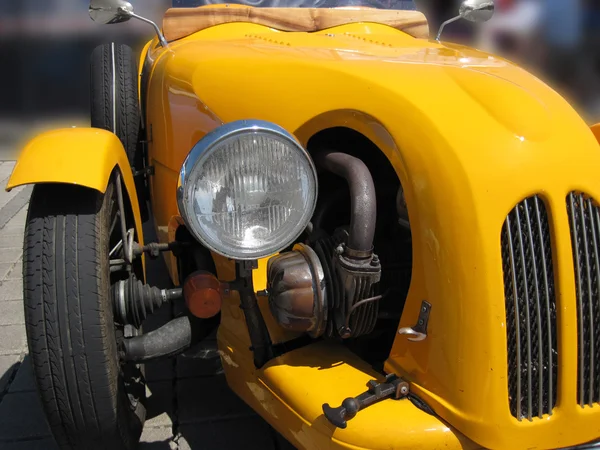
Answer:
[567, 192, 600, 408]
[501, 195, 558, 420]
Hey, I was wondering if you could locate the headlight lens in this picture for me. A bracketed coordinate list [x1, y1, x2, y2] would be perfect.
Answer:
[177, 120, 318, 260]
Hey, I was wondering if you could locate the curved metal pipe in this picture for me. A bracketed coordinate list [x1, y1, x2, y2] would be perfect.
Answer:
[316, 151, 376, 255]
[122, 314, 218, 362]
[122, 316, 192, 362]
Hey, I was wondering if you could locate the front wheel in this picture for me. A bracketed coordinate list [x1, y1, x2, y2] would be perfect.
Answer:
[23, 180, 146, 450]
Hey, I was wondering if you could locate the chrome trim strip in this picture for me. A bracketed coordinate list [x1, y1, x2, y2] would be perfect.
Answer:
[534, 196, 553, 414]
[505, 214, 522, 419]
[514, 205, 533, 420]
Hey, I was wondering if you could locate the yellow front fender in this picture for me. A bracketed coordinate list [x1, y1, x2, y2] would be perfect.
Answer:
[6, 127, 144, 247]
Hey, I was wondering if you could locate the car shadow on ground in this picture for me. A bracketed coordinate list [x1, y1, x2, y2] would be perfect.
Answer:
[138, 214, 293, 450]
[0, 210, 292, 450]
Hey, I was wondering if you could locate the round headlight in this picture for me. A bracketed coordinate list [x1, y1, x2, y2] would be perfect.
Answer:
[177, 120, 318, 260]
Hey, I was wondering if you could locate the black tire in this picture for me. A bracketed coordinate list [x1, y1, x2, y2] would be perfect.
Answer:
[90, 42, 149, 223]
[91, 43, 140, 167]
[23, 181, 146, 450]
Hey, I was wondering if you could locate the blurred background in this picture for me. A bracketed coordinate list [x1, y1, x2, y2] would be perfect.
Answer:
[0, 0, 599, 160]
[0, 0, 170, 159]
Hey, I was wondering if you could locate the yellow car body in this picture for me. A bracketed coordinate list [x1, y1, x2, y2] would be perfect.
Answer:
[8, 5, 600, 450]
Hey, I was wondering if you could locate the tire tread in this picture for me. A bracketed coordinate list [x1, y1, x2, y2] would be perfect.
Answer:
[24, 184, 144, 450]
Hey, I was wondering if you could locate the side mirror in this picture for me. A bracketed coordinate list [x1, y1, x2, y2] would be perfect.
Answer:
[436, 0, 495, 41]
[89, 0, 168, 47]
[459, 0, 495, 23]
[89, 0, 134, 25]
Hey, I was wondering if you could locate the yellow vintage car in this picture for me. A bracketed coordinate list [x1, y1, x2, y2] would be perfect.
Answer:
[6, 0, 600, 448]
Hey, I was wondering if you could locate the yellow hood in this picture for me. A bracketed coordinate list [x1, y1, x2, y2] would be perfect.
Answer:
[146, 21, 600, 449]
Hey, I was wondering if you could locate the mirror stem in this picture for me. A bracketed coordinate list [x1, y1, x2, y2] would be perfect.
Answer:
[436, 15, 461, 41]
[130, 12, 168, 47]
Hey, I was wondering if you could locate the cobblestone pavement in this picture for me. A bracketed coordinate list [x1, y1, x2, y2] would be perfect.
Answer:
[0, 162, 294, 450]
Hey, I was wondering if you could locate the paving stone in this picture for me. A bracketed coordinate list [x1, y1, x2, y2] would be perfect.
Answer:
[5, 260, 22, 280]
[0, 190, 31, 232]
[0, 185, 25, 217]
[11, 206, 28, 222]
[0, 392, 52, 440]
[0, 438, 59, 450]
[0, 235, 24, 249]
[0, 162, 17, 185]
[0, 354, 21, 394]
[178, 416, 276, 450]
[274, 431, 297, 450]
[145, 359, 175, 383]
[0, 279, 23, 301]
[0, 263, 15, 282]
[0, 300, 24, 326]
[145, 381, 175, 428]
[8, 355, 35, 393]
[177, 375, 254, 425]
[0, 324, 27, 355]
[139, 426, 175, 449]
[0, 227, 24, 237]
[176, 354, 223, 380]
[177, 339, 223, 379]
[0, 247, 22, 264]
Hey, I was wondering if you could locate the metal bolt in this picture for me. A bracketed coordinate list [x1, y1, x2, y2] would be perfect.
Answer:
[422, 306, 427, 312]
[338, 326, 351, 338]
[400, 385, 409, 395]
[335, 245, 345, 255]
[418, 319, 424, 325]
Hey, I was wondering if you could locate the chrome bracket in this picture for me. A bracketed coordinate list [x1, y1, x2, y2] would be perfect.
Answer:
[398, 301, 431, 342]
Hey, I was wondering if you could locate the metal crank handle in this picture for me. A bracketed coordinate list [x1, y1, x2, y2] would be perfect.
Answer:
[397, 327, 427, 342]
[322, 397, 362, 429]
[397, 300, 432, 342]
[322, 374, 409, 428]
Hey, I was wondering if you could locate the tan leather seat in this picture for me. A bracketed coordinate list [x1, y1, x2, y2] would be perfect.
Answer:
[163, 6, 429, 42]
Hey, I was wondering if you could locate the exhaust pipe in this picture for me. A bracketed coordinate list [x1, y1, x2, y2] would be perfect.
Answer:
[315, 151, 376, 257]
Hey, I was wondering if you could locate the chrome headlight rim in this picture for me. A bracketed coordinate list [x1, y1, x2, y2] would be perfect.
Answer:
[177, 119, 318, 260]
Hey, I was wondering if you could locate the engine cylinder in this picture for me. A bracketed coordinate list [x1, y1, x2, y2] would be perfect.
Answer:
[267, 244, 328, 338]
[267, 230, 382, 340]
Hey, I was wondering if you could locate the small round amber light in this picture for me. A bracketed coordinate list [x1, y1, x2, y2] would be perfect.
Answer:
[183, 271, 222, 319]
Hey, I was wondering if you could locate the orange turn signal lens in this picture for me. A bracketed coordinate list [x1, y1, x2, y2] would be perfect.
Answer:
[183, 271, 222, 319]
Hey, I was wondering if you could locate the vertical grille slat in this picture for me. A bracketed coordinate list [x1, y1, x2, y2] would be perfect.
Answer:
[514, 205, 534, 420]
[523, 199, 545, 417]
[534, 197, 554, 410]
[594, 208, 600, 404]
[505, 214, 523, 419]
[567, 192, 600, 408]
[569, 193, 586, 407]
[502, 195, 558, 420]
[586, 198, 597, 406]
